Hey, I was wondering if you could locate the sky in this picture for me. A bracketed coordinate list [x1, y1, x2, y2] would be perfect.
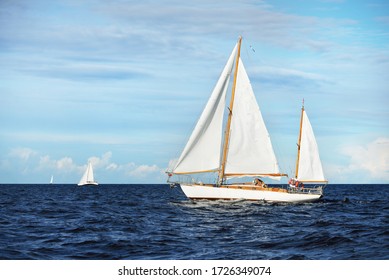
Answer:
[0, 0, 388, 184]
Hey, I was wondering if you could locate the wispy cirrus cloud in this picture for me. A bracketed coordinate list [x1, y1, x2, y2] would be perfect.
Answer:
[0, 0, 357, 58]
[9, 147, 38, 161]
[376, 16, 389, 25]
[250, 66, 331, 88]
[19, 61, 150, 82]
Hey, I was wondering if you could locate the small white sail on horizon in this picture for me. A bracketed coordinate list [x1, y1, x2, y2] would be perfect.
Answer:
[50, 175, 53, 184]
[78, 162, 98, 186]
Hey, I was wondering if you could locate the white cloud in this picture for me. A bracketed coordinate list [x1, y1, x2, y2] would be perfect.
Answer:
[106, 163, 118, 170]
[9, 147, 37, 161]
[251, 66, 330, 87]
[1, 148, 164, 183]
[376, 16, 389, 25]
[37, 154, 79, 173]
[341, 137, 389, 182]
[88, 151, 112, 168]
[128, 164, 162, 178]
[56, 157, 76, 171]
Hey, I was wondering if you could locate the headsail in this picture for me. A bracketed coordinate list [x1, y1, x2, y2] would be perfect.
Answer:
[296, 109, 326, 182]
[172, 44, 238, 174]
[224, 58, 281, 179]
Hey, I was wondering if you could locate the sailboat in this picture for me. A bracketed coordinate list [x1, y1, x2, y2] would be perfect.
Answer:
[167, 37, 324, 203]
[78, 162, 98, 186]
[50, 175, 54, 184]
[288, 101, 327, 192]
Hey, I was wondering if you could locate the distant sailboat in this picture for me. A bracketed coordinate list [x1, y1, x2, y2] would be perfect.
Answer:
[167, 37, 324, 203]
[50, 175, 54, 184]
[78, 162, 98, 186]
[289, 101, 328, 191]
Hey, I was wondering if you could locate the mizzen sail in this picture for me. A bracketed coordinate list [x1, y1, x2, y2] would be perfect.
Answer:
[296, 110, 325, 182]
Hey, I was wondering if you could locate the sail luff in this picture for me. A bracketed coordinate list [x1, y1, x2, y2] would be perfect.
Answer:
[218, 36, 242, 183]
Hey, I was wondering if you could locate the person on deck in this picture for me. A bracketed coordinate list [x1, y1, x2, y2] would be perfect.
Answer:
[254, 178, 265, 188]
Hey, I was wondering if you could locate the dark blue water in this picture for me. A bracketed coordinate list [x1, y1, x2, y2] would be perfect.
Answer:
[0, 184, 388, 260]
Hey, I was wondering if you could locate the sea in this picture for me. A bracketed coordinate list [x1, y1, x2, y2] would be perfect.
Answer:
[0, 184, 388, 260]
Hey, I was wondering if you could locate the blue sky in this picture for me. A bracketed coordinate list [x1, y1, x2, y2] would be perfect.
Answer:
[0, 0, 388, 184]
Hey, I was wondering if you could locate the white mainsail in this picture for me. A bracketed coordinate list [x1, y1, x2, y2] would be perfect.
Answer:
[296, 110, 325, 182]
[173, 44, 237, 174]
[78, 162, 98, 186]
[224, 58, 280, 178]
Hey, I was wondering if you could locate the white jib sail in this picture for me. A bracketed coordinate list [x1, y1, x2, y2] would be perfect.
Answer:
[225, 58, 280, 178]
[297, 111, 325, 181]
[173, 44, 238, 174]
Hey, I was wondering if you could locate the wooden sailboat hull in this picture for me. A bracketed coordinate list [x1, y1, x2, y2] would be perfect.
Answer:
[180, 184, 322, 203]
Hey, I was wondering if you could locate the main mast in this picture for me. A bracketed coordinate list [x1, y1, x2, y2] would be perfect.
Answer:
[218, 36, 242, 184]
[294, 100, 304, 179]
